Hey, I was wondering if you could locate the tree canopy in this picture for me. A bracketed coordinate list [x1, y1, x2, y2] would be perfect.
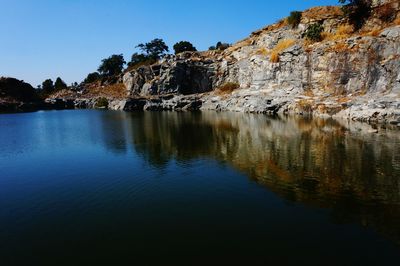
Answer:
[84, 72, 101, 83]
[98, 54, 126, 76]
[173, 41, 197, 54]
[42, 79, 54, 93]
[54, 77, 67, 90]
[136, 38, 169, 60]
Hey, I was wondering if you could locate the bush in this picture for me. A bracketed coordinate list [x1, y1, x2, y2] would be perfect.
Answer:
[95, 97, 109, 108]
[288, 11, 302, 28]
[304, 23, 324, 42]
[218, 82, 240, 93]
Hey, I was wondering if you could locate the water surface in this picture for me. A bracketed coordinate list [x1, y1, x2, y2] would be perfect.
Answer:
[0, 110, 399, 265]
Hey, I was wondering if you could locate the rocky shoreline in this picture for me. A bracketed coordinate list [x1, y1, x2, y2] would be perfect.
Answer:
[2, 1, 400, 126]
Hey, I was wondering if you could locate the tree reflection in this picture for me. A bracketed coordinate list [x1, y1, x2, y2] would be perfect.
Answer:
[115, 111, 400, 244]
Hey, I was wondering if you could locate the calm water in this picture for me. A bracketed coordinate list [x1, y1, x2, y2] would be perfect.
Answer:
[0, 110, 399, 265]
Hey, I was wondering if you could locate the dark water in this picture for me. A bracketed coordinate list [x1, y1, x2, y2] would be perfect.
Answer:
[0, 110, 399, 265]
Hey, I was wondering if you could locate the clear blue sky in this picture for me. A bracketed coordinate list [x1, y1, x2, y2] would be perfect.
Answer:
[0, 0, 338, 87]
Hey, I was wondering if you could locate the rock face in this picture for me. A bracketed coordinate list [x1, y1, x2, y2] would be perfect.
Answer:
[120, 2, 400, 124]
[123, 52, 219, 97]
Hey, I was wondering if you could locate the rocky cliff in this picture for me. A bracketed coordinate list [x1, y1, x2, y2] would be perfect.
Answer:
[120, 1, 400, 124]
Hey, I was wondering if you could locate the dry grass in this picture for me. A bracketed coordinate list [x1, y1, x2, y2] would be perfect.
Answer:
[216, 82, 240, 95]
[303, 90, 314, 97]
[269, 39, 296, 63]
[86, 83, 126, 99]
[301, 6, 343, 21]
[362, 26, 383, 37]
[297, 99, 313, 113]
[257, 47, 269, 56]
[324, 24, 354, 41]
[326, 42, 351, 53]
[395, 17, 400, 25]
[270, 52, 280, 63]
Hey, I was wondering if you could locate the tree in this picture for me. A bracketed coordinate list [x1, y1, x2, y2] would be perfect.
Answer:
[339, 0, 372, 29]
[42, 79, 54, 93]
[84, 72, 101, 83]
[128, 52, 154, 67]
[54, 77, 67, 90]
[173, 41, 197, 54]
[216, 42, 230, 50]
[98, 54, 126, 76]
[136, 38, 169, 60]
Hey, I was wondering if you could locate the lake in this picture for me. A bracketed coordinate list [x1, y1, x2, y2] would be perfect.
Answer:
[0, 110, 399, 265]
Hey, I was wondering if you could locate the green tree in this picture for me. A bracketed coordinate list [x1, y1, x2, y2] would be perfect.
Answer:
[128, 52, 155, 67]
[84, 72, 101, 83]
[54, 77, 67, 90]
[173, 41, 197, 54]
[98, 54, 126, 76]
[216, 42, 230, 50]
[136, 38, 169, 60]
[42, 79, 54, 93]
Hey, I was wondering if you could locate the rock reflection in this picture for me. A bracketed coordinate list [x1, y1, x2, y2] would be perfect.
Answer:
[120, 111, 400, 244]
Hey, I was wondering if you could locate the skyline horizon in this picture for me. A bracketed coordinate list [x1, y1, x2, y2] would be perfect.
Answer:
[0, 0, 338, 87]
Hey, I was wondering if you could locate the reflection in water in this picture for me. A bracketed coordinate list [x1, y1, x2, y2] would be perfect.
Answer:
[1, 110, 400, 264]
[115, 111, 400, 244]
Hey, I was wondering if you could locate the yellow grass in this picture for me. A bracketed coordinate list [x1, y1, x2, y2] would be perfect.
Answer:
[363, 27, 383, 37]
[257, 47, 268, 56]
[269, 39, 296, 63]
[216, 82, 240, 95]
[322, 24, 354, 42]
[270, 52, 280, 63]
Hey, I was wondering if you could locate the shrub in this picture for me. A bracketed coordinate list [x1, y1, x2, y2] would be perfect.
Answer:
[95, 97, 109, 108]
[304, 23, 324, 42]
[218, 82, 240, 93]
[288, 11, 302, 28]
[376, 4, 396, 22]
